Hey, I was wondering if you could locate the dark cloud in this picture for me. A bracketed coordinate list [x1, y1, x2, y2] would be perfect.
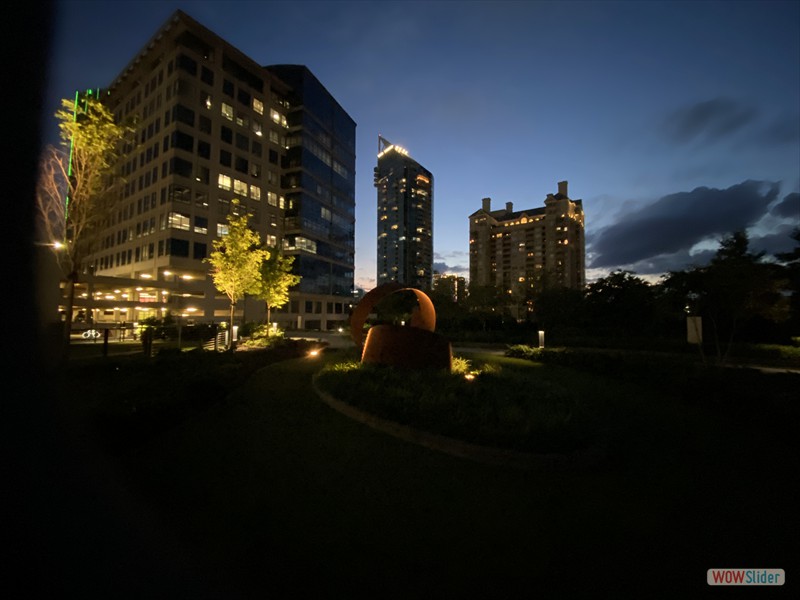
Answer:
[770, 192, 800, 219]
[433, 261, 468, 274]
[621, 248, 718, 276]
[662, 98, 757, 144]
[589, 180, 780, 269]
[751, 225, 798, 257]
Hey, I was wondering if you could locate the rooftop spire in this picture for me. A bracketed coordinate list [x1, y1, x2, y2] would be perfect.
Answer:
[378, 135, 392, 153]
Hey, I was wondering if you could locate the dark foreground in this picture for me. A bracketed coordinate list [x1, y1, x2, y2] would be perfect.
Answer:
[10, 348, 799, 599]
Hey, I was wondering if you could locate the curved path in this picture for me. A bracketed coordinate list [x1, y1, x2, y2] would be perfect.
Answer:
[311, 372, 605, 471]
[114, 353, 795, 599]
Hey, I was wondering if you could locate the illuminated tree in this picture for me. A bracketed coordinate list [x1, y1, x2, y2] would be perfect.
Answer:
[251, 251, 301, 324]
[36, 94, 133, 350]
[205, 203, 269, 344]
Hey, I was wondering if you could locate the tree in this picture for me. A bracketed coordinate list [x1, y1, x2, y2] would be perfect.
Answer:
[464, 284, 505, 331]
[774, 228, 800, 335]
[251, 251, 301, 324]
[584, 270, 656, 335]
[205, 203, 269, 345]
[36, 95, 133, 351]
[660, 231, 789, 365]
[532, 286, 586, 333]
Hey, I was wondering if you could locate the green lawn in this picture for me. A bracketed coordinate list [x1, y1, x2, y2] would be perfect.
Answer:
[59, 347, 799, 597]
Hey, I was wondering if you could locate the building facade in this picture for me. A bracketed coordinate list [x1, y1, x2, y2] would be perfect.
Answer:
[72, 10, 355, 330]
[432, 273, 467, 303]
[373, 136, 433, 290]
[265, 65, 357, 330]
[469, 181, 585, 300]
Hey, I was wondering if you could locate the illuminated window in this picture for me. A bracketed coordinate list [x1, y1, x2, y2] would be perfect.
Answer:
[249, 185, 261, 201]
[286, 237, 317, 253]
[270, 109, 287, 127]
[221, 102, 234, 121]
[233, 179, 247, 196]
[168, 211, 190, 231]
[267, 191, 278, 206]
[265, 234, 277, 247]
[253, 98, 264, 115]
[252, 122, 262, 137]
[217, 174, 231, 191]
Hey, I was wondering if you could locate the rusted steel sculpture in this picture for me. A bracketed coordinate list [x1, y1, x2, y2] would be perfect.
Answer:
[349, 283, 452, 370]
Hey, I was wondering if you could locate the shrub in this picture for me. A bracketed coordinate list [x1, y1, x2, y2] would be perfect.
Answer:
[315, 358, 602, 454]
[451, 356, 472, 375]
[240, 323, 286, 349]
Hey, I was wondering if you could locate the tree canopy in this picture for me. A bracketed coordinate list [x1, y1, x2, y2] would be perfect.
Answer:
[206, 204, 269, 338]
[251, 251, 301, 324]
[660, 231, 789, 364]
[37, 96, 132, 275]
[36, 94, 133, 349]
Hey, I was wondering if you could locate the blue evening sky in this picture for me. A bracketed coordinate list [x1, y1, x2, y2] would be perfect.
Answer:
[44, 0, 800, 289]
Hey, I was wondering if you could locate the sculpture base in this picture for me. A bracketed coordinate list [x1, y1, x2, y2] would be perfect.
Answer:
[361, 324, 452, 371]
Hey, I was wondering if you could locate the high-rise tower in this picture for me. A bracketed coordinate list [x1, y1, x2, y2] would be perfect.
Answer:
[469, 181, 585, 295]
[373, 136, 433, 290]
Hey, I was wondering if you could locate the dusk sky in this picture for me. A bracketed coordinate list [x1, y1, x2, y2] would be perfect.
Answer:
[44, 0, 799, 290]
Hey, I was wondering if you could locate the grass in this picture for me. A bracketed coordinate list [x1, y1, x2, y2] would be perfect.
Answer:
[315, 352, 644, 456]
[55, 344, 800, 597]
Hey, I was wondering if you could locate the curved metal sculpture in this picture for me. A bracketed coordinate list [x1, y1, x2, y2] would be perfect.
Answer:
[349, 283, 451, 370]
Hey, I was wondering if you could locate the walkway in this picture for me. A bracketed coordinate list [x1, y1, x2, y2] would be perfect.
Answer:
[109, 352, 795, 598]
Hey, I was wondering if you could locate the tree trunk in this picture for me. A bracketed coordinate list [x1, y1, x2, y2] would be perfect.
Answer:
[62, 271, 77, 359]
[229, 302, 235, 349]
